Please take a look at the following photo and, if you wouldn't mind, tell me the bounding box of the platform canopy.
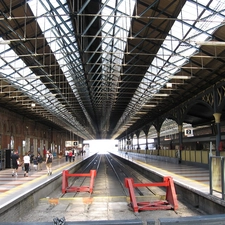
[0,0,225,140]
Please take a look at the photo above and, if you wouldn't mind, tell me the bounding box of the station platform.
[0,153,89,210]
[0,151,211,198]
[112,152,225,215]
[0,151,224,224]
[117,152,210,195]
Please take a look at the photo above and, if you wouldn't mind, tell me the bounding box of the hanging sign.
[184,128,193,137]
[65,141,79,147]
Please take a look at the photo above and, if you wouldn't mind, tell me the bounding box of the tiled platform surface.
[0,154,89,210]
[0,150,217,208]
[1,151,225,225]
[116,151,211,195]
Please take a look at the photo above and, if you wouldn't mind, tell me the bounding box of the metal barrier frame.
[62,169,96,194]
[124,176,178,212]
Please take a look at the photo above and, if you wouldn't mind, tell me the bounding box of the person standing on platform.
[28,151,34,171]
[37,153,43,170]
[68,150,72,162]
[11,150,19,177]
[23,152,30,177]
[59,151,63,159]
[45,150,53,175]
[65,149,69,162]
[43,147,47,160]
[72,148,75,162]
[33,156,38,171]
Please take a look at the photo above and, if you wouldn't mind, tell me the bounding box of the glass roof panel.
[1,0,225,139]
[146,0,225,91]
[101,0,136,77]
[0,0,92,138]
[114,0,225,131]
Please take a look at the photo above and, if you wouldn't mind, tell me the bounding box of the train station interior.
[0,0,225,151]
[1,1,225,224]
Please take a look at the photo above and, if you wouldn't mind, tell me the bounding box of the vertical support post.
[89,170,96,193]
[178,124,183,163]
[157,131,160,156]
[145,133,148,154]
[213,85,221,156]
[209,156,213,195]
[222,157,225,200]
[213,113,221,156]
[125,178,139,212]
[165,177,178,210]
[62,170,69,194]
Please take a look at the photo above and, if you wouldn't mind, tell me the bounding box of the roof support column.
[157,131,160,156]
[119,140,121,151]
[127,136,131,151]
[213,85,222,156]
[178,124,183,163]
[135,131,140,152]
[123,138,126,151]
[213,113,221,156]
[130,134,134,152]
[145,134,148,153]
[143,126,150,154]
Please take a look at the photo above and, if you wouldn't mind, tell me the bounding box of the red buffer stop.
[62,169,97,194]
[124,176,178,212]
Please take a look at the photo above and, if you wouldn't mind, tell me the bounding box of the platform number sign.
[73,141,78,146]
[184,128,193,137]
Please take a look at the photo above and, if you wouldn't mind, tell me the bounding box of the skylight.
[114,0,225,134]
[101,0,136,77]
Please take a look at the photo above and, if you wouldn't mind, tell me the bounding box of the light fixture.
[194,41,225,46]
[136,112,148,114]
[31,103,36,108]
[168,75,191,79]
[166,83,172,88]
[15,76,40,80]
[152,93,169,97]
[164,137,171,141]
[143,105,156,107]
[0,40,11,45]
[130,116,141,119]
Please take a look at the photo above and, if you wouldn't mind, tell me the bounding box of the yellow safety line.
[0,163,74,198]
[40,196,128,200]
[134,159,209,188]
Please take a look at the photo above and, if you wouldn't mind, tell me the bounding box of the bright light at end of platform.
[83,139,118,154]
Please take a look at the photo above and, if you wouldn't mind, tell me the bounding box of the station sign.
[65,141,79,147]
[184,128,193,137]
[127,140,131,145]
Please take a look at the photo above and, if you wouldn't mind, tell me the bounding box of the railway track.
[60,153,165,199]
[18,153,204,223]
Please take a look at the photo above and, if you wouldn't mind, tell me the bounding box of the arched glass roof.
[0,0,224,140]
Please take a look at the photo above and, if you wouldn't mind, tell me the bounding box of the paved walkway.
[116,151,213,196]
[0,154,88,210]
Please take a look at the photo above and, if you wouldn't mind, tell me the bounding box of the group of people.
[64,148,85,162]
[65,149,76,162]
[11,150,53,177]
